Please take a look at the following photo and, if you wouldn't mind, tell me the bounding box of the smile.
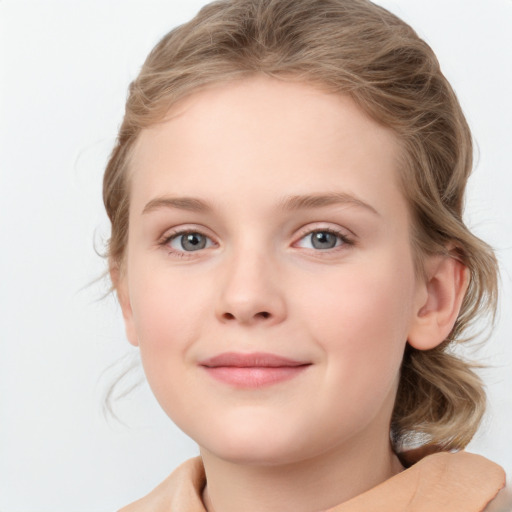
[199,352,311,388]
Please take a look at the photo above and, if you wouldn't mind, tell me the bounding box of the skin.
[115,76,467,512]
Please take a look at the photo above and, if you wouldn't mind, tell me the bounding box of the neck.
[200,432,403,512]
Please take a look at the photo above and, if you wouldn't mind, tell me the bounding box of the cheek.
[299,253,416,390]
[130,265,207,344]
[127,267,211,396]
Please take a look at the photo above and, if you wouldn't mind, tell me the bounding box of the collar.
[119,451,506,512]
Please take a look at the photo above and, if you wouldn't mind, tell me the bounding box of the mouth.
[199,352,312,388]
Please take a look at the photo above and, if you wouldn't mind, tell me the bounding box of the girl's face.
[118,76,427,465]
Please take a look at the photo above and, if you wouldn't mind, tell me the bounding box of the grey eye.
[295,230,345,250]
[171,232,209,251]
[310,231,339,249]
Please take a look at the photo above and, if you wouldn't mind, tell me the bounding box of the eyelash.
[159,226,354,258]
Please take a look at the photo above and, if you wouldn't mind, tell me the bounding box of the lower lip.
[202,366,309,388]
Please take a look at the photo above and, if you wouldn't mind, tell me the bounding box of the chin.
[208,445,306,467]
[197,423,310,467]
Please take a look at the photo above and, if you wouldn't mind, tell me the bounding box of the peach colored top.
[119,452,509,512]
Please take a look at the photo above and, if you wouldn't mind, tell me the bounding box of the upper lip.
[199,352,310,368]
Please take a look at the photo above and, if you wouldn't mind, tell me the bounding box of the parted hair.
[103,0,498,452]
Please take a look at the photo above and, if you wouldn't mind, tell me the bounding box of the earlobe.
[109,262,139,347]
[408,254,468,351]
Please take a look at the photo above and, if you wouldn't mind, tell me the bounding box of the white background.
[1,1,511,510]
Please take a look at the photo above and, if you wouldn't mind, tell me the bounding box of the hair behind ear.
[392,251,485,452]
[392,346,486,452]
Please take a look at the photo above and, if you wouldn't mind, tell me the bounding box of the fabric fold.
[118,452,507,512]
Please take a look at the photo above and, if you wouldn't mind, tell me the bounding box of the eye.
[295,229,349,250]
[168,231,214,252]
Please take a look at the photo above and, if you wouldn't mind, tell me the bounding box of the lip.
[199,352,311,388]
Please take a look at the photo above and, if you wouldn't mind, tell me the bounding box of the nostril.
[220,311,272,321]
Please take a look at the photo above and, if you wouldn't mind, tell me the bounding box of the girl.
[103,0,510,510]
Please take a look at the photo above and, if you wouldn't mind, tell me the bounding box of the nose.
[215,246,287,326]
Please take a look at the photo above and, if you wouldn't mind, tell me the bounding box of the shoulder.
[333,451,506,512]
[117,457,206,512]
[412,452,508,512]
[485,480,512,512]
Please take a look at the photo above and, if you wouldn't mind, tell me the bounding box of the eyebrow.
[278,192,380,216]
[142,196,213,215]
[141,192,379,216]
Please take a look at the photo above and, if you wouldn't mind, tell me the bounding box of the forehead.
[129,76,406,219]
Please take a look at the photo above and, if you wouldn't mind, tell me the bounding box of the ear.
[408,253,468,351]
[110,262,139,347]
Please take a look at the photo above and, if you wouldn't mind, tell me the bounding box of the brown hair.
[103,0,498,451]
